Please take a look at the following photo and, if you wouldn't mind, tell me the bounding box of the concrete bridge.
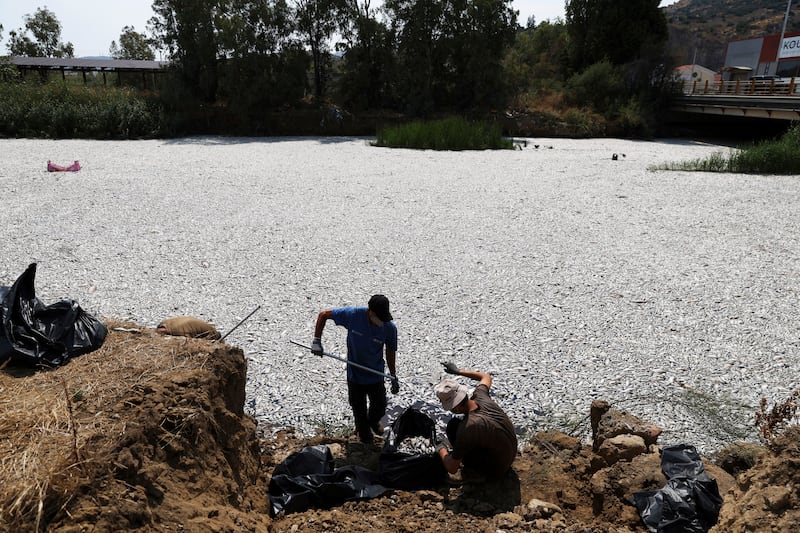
[672,79,800,121]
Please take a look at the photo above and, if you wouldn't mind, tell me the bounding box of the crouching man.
[434,362,517,482]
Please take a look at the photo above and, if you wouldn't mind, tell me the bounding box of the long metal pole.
[777,0,793,69]
[218,305,262,342]
[289,340,395,380]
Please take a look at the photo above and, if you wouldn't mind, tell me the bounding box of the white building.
[723,31,800,80]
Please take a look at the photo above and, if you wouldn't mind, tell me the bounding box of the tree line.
[1,0,672,136]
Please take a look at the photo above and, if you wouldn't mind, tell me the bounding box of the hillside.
[666,0,800,69]
[1,321,798,531]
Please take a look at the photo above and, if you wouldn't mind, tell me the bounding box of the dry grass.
[0,319,218,530]
[509,90,566,115]
[756,390,800,444]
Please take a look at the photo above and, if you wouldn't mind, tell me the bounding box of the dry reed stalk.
[60,379,81,466]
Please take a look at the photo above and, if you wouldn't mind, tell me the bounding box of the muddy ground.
[1,323,797,532]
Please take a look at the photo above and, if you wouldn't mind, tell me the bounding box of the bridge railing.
[679,78,800,97]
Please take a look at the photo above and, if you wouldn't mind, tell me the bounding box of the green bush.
[729,124,800,174]
[0,82,161,139]
[614,98,656,137]
[563,107,605,137]
[652,122,800,174]
[374,116,514,150]
[565,60,626,113]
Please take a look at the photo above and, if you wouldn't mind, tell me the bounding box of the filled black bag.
[268,445,387,516]
[632,444,723,533]
[0,263,107,367]
[378,407,447,490]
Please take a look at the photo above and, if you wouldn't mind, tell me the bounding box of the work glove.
[390,374,400,394]
[311,337,323,356]
[442,361,460,375]
[435,433,450,455]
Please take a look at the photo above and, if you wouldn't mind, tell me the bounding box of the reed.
[374,116,514,150]
[651,123,800,174]
[0,82,160,139]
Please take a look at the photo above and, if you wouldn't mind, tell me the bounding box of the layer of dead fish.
[1,137,797,455]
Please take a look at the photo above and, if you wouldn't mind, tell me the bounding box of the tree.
[149,0,221,102]
[215,0,293,57]
[215,0,309,124]
[335,0,396,110]
[504,20,569,95]
[149,0,306,126]
[110,26,155,60]
[7,8,74,57]
[385,0,446,115]
[386,0,516,114]
[565,0,667,71]
[442,0,517,109]
[293,0,339,99]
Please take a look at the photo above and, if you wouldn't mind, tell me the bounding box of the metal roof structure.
[8,56,169,71]
[7,56,170,89]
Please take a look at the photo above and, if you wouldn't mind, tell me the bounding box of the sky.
[1,0,680,58]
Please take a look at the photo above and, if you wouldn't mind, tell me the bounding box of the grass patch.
[652,122,800,174]
[374,116,514,150]
[0,82,161,139]
[677,387,756,442]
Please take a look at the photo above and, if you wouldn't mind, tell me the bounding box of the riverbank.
[1,327,796,531]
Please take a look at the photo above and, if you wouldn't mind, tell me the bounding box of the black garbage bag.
[378,407,447,490]
[660,444,709,480]
[273,443,335,477]
[632,444,724,533]
[268,445,388,516]
[0,263,107,367]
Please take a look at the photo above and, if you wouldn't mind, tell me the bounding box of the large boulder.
[597,434,647,465]
[591,400,663,451]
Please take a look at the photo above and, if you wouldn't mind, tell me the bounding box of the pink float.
[47,160,81,172]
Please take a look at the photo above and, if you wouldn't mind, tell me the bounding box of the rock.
[493,511,523,528]
[533,430,581,454]
[589,470,608,515]
[415,490,443,503]
[521,498,563,520]
[591,401,663,450]
[590,400,611,438]
[589,455,608,474]
[597,435,647,465]
[763,486,792,513]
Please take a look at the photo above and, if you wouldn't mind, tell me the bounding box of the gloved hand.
[311,337,323,356]
[390,374,400,394]
[435,433,450,454]
[442,361,460,375]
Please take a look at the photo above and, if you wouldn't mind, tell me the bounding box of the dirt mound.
[0,322,269,532]
[1,322,797,532]
[711,426,800,532]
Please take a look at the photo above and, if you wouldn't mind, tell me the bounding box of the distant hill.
[666,0,800,70]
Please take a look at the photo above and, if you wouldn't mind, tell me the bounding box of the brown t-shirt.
[450,384,518,478]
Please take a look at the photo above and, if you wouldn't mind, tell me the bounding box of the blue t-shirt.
[331,306,397,385]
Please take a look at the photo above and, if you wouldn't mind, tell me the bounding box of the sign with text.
[779,36,800,59]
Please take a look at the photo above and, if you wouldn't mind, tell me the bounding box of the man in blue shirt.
[311,294,399,443]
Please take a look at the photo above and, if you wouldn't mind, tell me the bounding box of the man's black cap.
[368,294,393,323]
